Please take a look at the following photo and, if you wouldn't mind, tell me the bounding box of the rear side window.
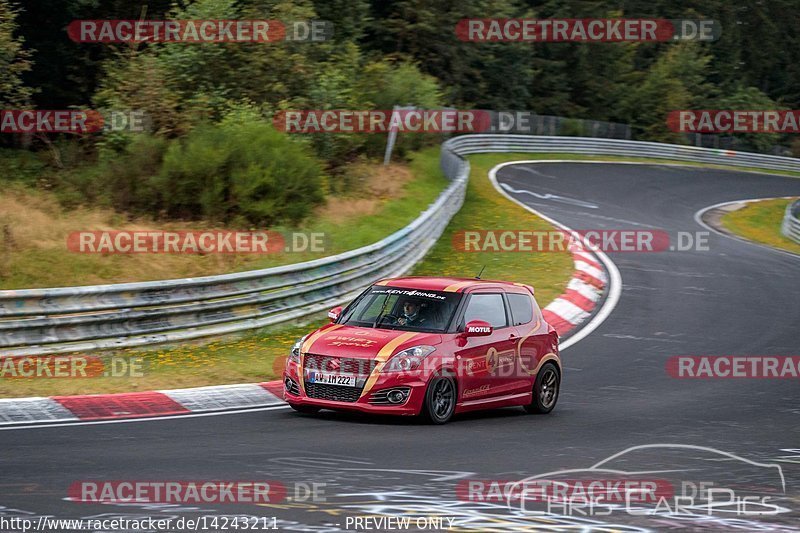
[463,293,507,328]
[508,293,534,325]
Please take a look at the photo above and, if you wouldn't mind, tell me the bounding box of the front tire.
[422,376,456,424]
[524,363,560,414]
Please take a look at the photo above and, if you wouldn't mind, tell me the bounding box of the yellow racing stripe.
[359,332,420,398]
[443,280,475,292]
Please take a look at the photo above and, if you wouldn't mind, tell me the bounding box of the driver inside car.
[397,299,426,326]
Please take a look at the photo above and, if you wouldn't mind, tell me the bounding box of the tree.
[301,41,371,168]
[715,85,782,153]
[357,59,443,157]
[311,0,370,42]
[365,0,535,108]
[14,0,172,108]
[94,50,185,137]
[0,0,33,108]
[619,43,712,143]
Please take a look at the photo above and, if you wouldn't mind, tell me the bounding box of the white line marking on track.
[489,160,624,351]
[499,182,599,209]
[0,404,291,431]
[511,165,558,179]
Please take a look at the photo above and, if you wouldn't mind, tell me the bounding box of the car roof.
[374,276,533,294]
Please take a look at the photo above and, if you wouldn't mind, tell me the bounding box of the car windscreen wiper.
[372,294,391,329]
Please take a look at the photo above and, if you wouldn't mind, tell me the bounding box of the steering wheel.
[377,314,400,325]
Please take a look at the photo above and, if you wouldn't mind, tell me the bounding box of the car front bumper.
[283,360,428,416]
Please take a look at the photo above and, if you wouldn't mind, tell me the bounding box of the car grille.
[303,354,377,375]
[304,382,364,403]
[302,354,375,403]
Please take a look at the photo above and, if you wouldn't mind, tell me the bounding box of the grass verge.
[720,198,800,255]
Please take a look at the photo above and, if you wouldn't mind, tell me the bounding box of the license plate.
[307,371,358,387]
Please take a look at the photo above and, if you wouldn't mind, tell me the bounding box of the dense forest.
[2,0,799,225]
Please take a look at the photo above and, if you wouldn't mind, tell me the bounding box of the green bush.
[103,134,169,214]
[155,118,325,226]
[0,148,46,186]
[47,134,168,210]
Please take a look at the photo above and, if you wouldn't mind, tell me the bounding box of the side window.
[463,294,507,328]
[508,293,534,325]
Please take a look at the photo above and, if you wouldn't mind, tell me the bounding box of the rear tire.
[524,363,560,414]
[290,404,320,415]
[422,376,456,424]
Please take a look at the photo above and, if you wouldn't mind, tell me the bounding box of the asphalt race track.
[1,163,799,532]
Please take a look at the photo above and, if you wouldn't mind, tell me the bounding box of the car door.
[454,291,520,402]
[507,290,553,393]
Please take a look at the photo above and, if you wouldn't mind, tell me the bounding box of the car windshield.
[340,287,462,333]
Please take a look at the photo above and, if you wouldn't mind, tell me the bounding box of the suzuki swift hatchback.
[283,276,561,424]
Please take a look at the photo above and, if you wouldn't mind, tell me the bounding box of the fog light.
[387,389,407,404]
[284,376,299,394]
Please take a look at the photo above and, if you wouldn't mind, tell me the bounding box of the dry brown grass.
[0,161,420,289]
[0,188,258,287]
[314,163,413,223]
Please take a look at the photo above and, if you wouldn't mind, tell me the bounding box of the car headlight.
[289,335,309,364]
[383,345,436,373]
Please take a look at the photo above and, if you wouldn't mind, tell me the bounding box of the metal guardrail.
[2,134,797,356]
[442,135,800,173]
[781,199,800,244]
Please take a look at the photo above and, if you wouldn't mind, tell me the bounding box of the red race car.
[283,276,561,424]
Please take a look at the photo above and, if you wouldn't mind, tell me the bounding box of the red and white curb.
[542,243,607,336]
[0,382,286,427]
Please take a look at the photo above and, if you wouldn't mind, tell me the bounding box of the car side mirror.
[464,320,492,337]
[328,306,343,322]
